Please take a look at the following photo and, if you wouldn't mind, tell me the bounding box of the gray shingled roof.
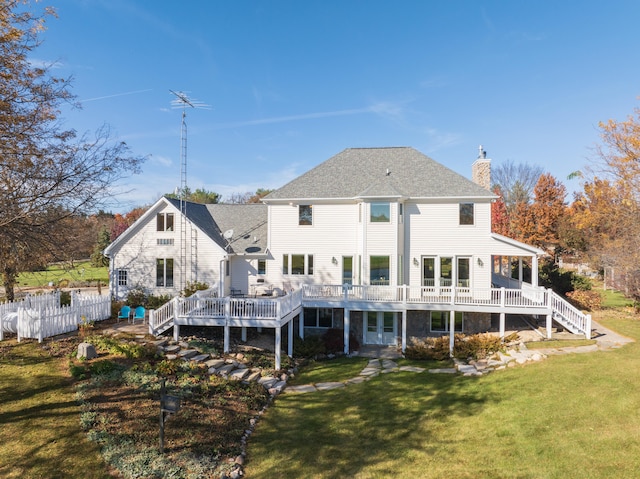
[165,197,268,255]
[264,147,494,200]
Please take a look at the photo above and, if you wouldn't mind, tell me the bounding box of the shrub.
[322,328,360,353]
[404,336,450,360]
[566,289,602,311]
[453,333,505,360]
[571,274,593,291]
[293,335,326,358]
[182,281,210,297]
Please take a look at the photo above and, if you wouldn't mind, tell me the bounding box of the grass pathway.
[0,339,111,479]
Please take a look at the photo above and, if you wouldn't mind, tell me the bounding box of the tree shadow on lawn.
[247,371,489,478]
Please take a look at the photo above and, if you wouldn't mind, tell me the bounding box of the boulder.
[77,342,98,360]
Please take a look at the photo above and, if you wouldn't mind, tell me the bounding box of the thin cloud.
[81,88,153,103]
[212,107,372,129]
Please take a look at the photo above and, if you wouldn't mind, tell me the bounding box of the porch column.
[288,319,294,357]
[299,308,305,339]
[275,326,282,370]
[449,310,455,356]
[546,314,552,339]
[499,312,505,339]
[532,255,539,287]
[518,258,523,282]
[401,309,407,353]
[344,309,350,355]
[223,324,230,353]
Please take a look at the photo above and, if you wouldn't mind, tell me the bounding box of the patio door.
[364,311,396,345]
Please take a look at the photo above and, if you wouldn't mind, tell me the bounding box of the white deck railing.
[148,283,590,338]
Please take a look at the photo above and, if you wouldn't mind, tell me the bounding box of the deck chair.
[117,305,131,323]
[132,306,145,324]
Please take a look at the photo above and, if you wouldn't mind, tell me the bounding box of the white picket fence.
[0,291,111,342]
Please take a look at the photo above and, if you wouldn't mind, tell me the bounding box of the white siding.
[109,202,226,299]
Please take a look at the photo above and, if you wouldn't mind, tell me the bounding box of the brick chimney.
[472,145,491,190]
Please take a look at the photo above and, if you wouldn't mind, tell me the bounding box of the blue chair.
[117,305,131,323]
[132,306,146,324]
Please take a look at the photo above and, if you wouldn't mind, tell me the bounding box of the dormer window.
[299,205,313,225]
[370,202,390,223]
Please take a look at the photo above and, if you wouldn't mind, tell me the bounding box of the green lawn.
[15,261,108,289]
[246,312,640,478]
[0,340,110,478]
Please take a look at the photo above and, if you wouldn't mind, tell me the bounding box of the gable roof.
[264,147,495,201]
[164,197,268,255]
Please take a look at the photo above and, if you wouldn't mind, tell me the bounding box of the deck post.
[241,326,247,342]
[275,326,281,370]
[546,288,553,339]
[343,309,350,355]
[449,310,455,356]
[499,312,505,339]
[299,308,305,339]
[288,319,294,357]
[401,309,407,352]
[585,314,592,340]
[223,323,230,353]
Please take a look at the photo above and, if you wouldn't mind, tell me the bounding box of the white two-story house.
[105,147,590,368]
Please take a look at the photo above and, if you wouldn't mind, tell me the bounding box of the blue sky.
[33,0,640,212]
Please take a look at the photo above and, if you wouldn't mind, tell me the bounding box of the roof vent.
[386,168,391,176]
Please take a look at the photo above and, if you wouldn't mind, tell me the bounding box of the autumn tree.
[529,173,567,258]
[571,106,640,298]
[491,160,543,213]
[490,186,510,235]
[0,1,144,300]
[224,188,274,204]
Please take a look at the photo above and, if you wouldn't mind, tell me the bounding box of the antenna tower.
[169,90,209,291]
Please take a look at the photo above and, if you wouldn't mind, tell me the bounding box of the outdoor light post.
[159,378,180,454]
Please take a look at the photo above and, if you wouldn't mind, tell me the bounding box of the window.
[156,258,174,287]
[430,311,463,332]
[440,257,452,287]
[157,238,174,245]
[457,257,470,287]
[299,205,313,225]
[422,257,435,287]
[257,259,266,275]
[370,202,390,222]
[343,256,353,285]
[283,254,314,275]
[117,270,128,286]
[157,213,174,232]
[303,308,334,328]
[225,260,230,277]
[291,254,305,274]
[459,203,474,225]
[370,255,390,285]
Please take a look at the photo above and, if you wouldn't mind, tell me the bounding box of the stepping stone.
[360,369,379,377]
[205,359,226,369]
[230,368,250,381]
[345,376,367,385]
[153,339,168,347]
[286,384,317,394]
[315,382,345,391]
[366,359,381,367]
[398,366,425,373]
[381,359,397,369]
[166,354,178,360]
[381,368,396,374]
[272,380,287,392]
[428,368,457,374]
[178,341,189,348]
[216,364,236,375]
[191,353,210,362]
[258,377,278,389]
[244,371,262,383]
[164,345,180,353]
[457,364,477,374]
[178,349,198,359]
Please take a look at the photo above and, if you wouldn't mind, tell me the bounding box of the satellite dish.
[223,229,234,240]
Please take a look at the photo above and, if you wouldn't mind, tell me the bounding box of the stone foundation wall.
[464,312,492,334]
